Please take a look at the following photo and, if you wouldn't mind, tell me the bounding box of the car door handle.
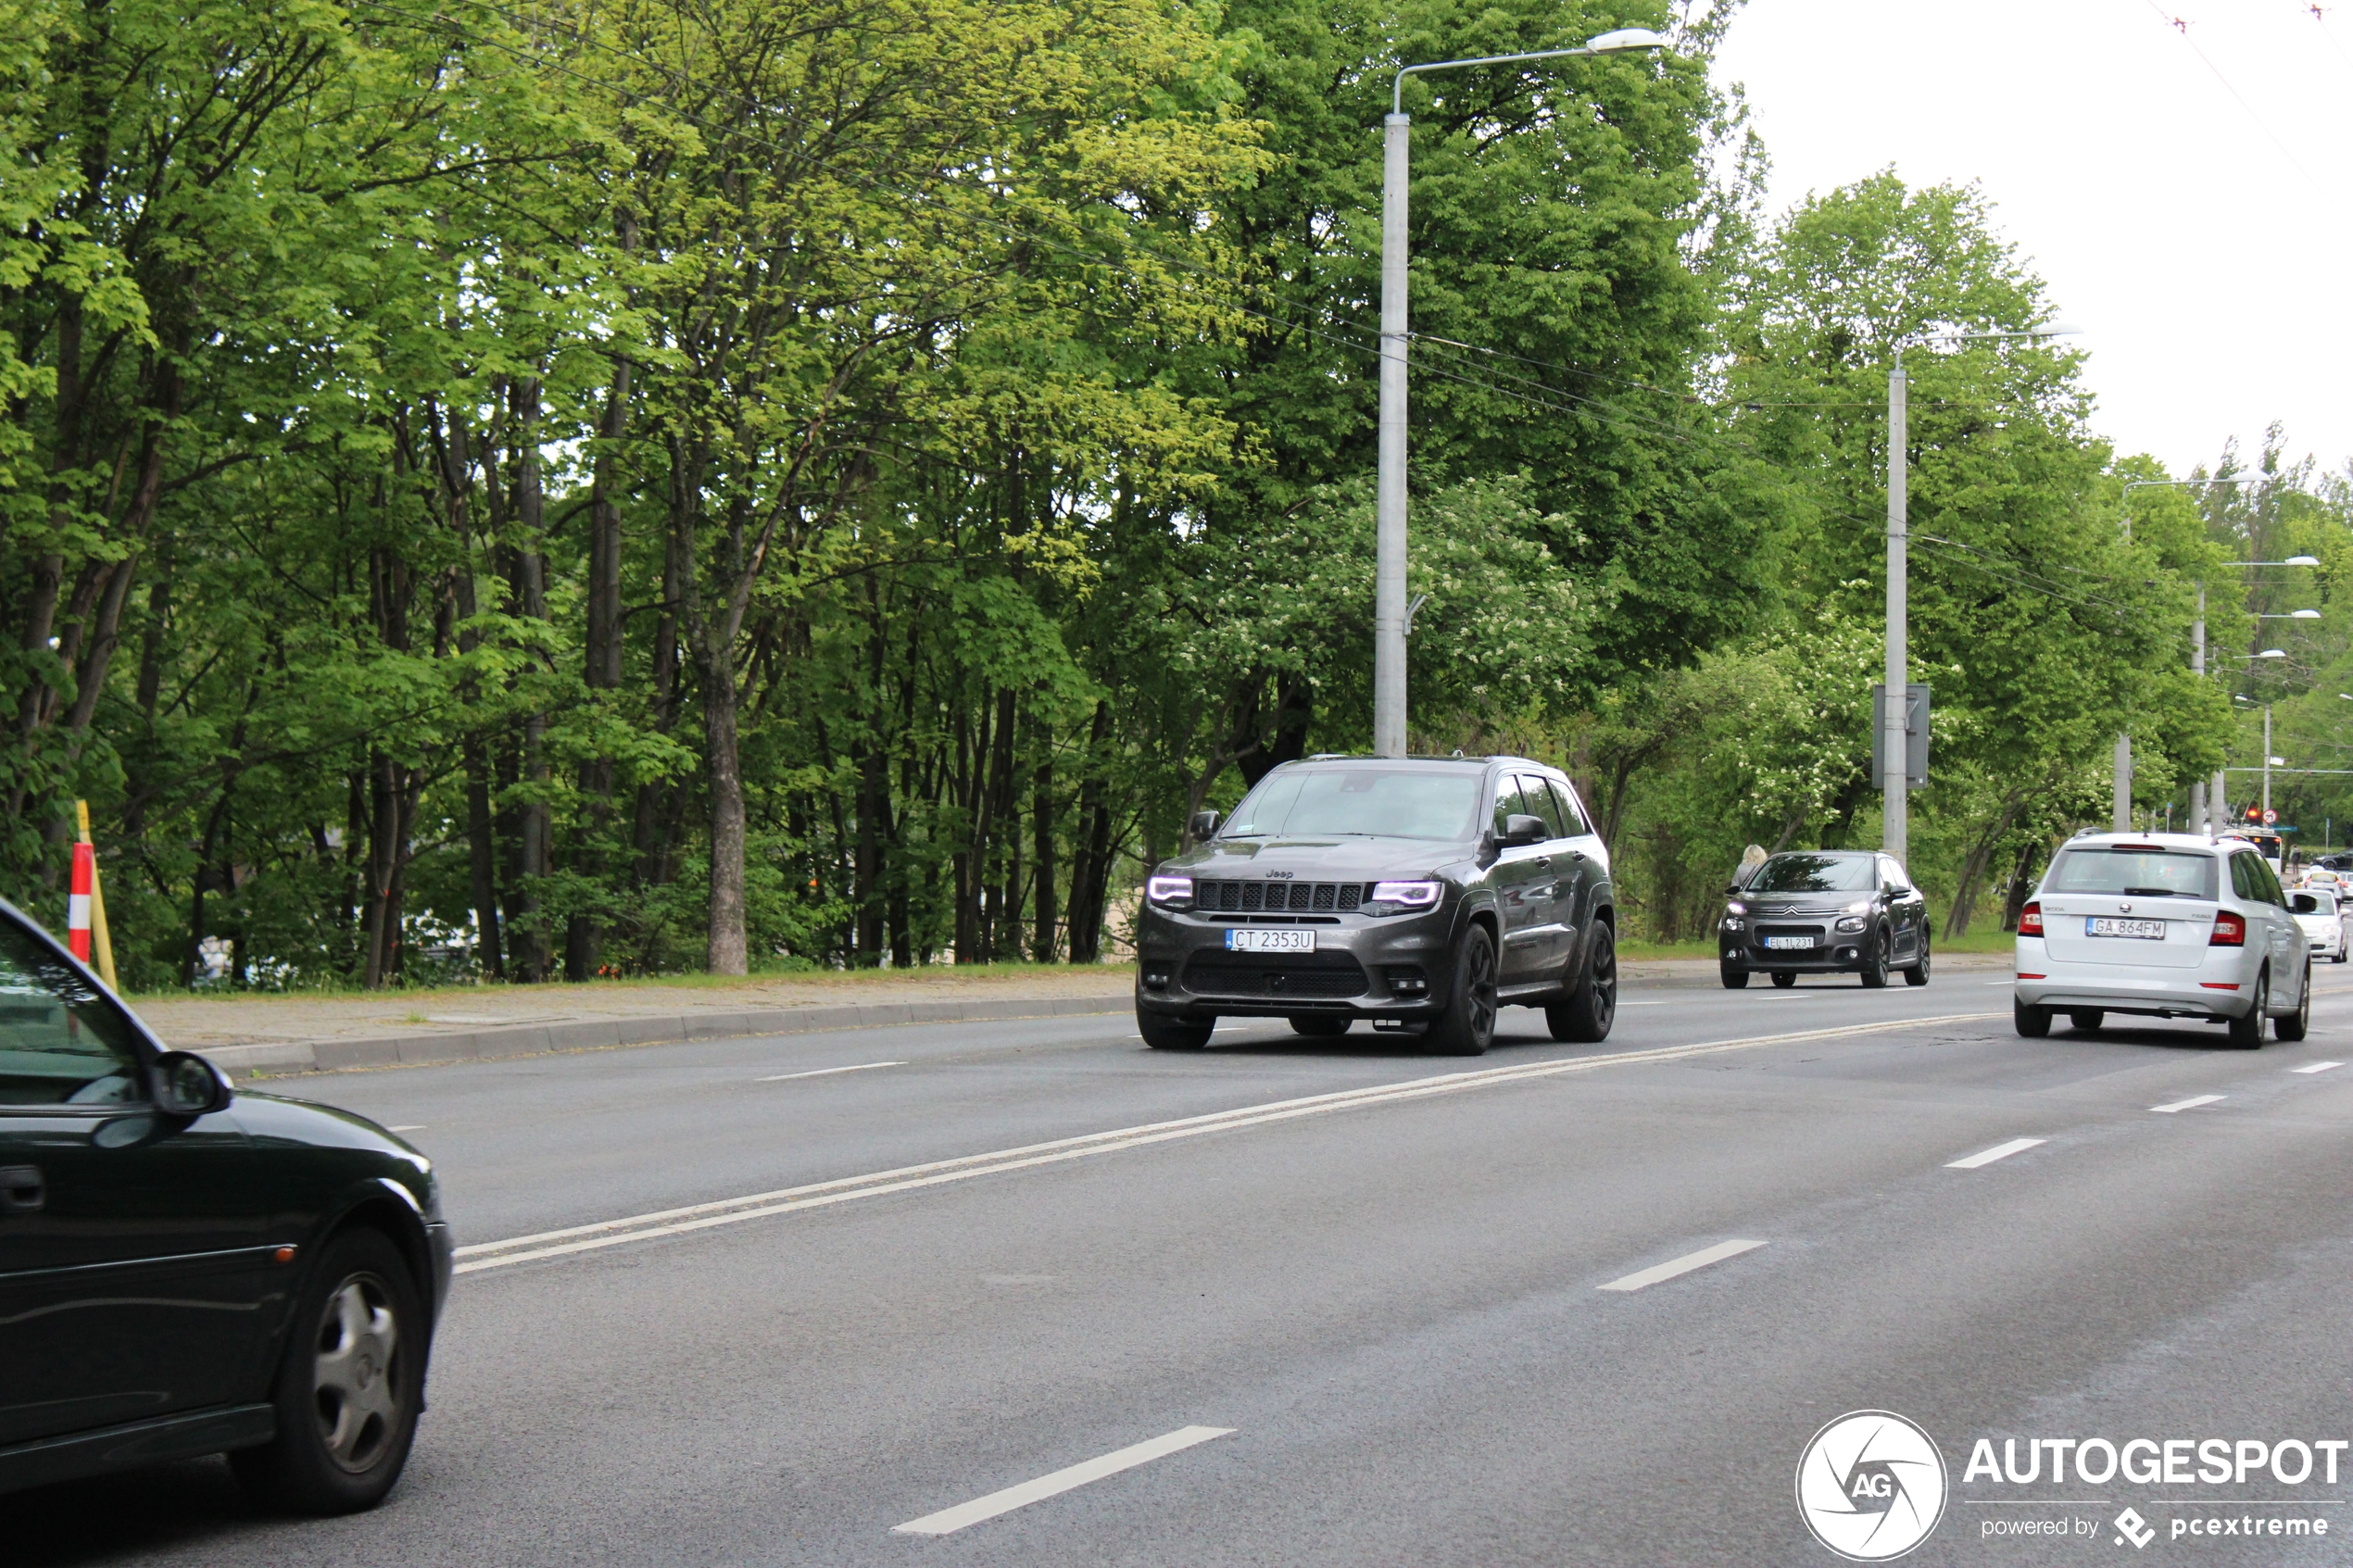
[1532,857,1550,868]
[0,1165,43,1213]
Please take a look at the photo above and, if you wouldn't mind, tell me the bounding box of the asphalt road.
[20,966,2353,1566]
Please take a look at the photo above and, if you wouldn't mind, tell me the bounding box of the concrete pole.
[2113,734,2132,833]
[2189,588,2207,833]
[2215,769,2228,835]
[1884,357,1908,867]
[2264,704,2273,820]
[1372,112,1411,759]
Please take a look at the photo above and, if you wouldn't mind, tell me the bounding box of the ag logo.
[1795,1410,1948,1561]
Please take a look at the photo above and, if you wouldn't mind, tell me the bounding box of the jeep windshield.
[1220,767,1483,842]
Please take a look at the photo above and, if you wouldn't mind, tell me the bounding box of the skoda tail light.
[2018,901,2043,937]
[2210,909,2246,947]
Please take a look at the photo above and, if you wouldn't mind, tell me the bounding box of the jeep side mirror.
[1189,810,1219,842]
[1504,813,1546,847]
[149,1051,233,1118]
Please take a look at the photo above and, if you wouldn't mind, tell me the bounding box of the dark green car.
[0,899,451,1512]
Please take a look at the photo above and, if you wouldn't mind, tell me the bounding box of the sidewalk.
[142,951,2016,1079]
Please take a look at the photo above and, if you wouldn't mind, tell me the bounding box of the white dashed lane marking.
[1598,1238,1768,1293]
[2292,1060,2344,1074]
[1946,1137,2045,1169]
[892,1426,1234,1536]
[757,1061,904,1083]
[2151,1095,2227,1113]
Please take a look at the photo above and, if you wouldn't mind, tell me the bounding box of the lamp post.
[1372,27,1667,756]
[1883,322,2080,865]
[2208,556,2318,833]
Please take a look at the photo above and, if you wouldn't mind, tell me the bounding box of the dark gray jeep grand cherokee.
[1135,756,1617,1054]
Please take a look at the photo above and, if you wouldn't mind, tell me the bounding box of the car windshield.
[0,919,145,1105]
[1220,767,1483,842]
[1745,854,1878,893]
[2045,847,2219,901]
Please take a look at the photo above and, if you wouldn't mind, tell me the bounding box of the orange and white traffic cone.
[70,801,117,988]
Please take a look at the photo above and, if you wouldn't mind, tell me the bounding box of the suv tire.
[2015,997,2052,1037]
[1289,1015,1351,1038]
[231,1228,424,1515]
[2227,969,2269,1049]
[2275,963,2312,1042]
[1427,923,1498,1056]
[1139,1009,1214,1050]
[1548,923,1618,1044]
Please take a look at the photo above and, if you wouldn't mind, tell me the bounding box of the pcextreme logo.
[1797,1411,1950,1562]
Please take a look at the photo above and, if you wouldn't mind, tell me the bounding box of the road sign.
[2266,809,2279,826]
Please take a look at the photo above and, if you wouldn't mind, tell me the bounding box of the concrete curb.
[194,995,1129,1078]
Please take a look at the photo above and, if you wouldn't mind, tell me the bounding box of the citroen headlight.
[1834,916,1868,934]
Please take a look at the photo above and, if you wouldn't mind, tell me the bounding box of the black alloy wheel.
[1903,930,1931,986]
[231,1228,424,1514]
[2015,996,2052,1036]
[2275,962,2312,1042]
[1858,926,1892,988]
[1548,922,1618,1043]
[1289,1014,1352,1038]
[2227,969,2269,1049]
[1720,961,1750,989]
[1428,923,1498,1056]
[2068,1010,2105,1032]
[1771,971,1797,988]
[1139,1008,1214,1050]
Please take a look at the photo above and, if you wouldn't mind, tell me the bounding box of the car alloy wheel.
[2275,962,2312,1042]
[1858,927,1891,988]
[1428,924,1496,1056]
[1549,922,1617,1043]
[2227,969,2269,1050]
[1903,931,1931,986]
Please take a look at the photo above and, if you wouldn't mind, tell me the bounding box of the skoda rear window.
[1221,768,1483,842]
[2045,847,2218,901]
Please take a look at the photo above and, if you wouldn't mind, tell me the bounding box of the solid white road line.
[2151,1094,2227,1113]
[388,1125,426,1133]
[757,1060,904,1083]
[1946,1137,2045,1169]
[891,1426,1234,1536]
[1597,1238,1768,1292]
[2292,1060,2345,1074]
[451,1010,2000,1274]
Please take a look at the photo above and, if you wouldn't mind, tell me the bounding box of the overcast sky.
[1711,0,2352,481]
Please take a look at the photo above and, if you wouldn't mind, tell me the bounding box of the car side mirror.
[1504,813,1547,847]
[2293,894,2320,914]
[150,1051,233,1118]
[1724,882,1742,896]
[1188,810,1219,842]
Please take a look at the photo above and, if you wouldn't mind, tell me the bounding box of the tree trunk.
[702,636,749,974]
[572,351,632,980]
[1032,754,1057,961]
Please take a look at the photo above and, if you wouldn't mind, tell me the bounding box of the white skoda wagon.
[2014,833,2310,1047]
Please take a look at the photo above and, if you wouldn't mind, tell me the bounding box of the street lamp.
[1371,27,1668,756]
[1883,321,2081,865]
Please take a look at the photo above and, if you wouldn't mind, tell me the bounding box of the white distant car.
[2291,886,2350,964]
[2015,831,2311,1047]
